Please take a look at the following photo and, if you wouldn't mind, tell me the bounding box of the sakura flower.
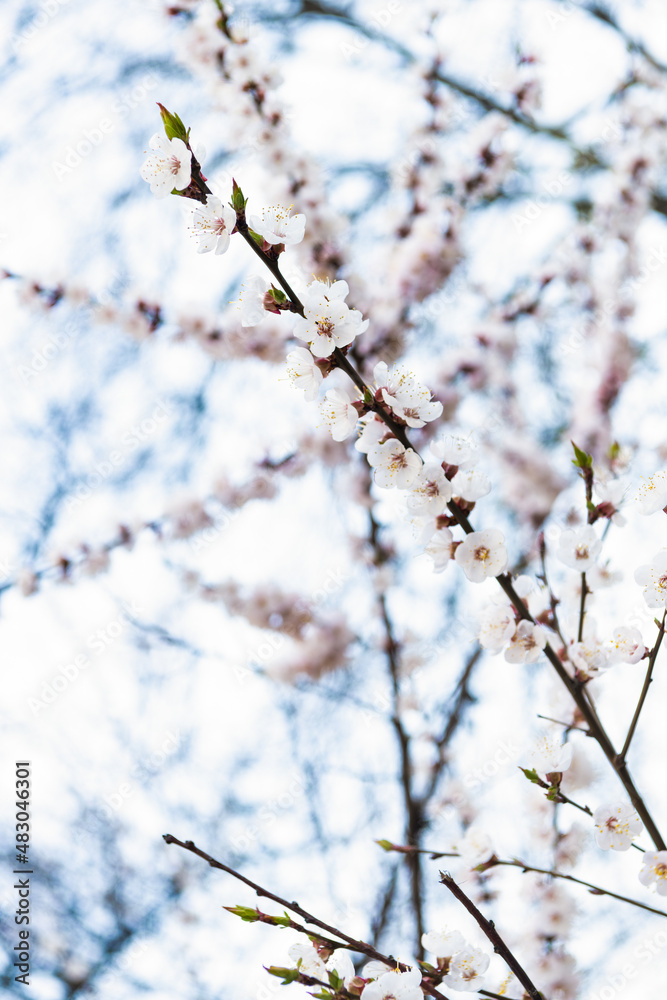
[356,415,387,455]
[443,945,490,991]
[327,950,356,987]
[634,550,667,607]
[238,274,270,326]
[458,825,494,866]
[424,526,454,572]
[608,626,646,664]
[248,205,306,246]
[288,941,326,978]
[504,620,546,663]
[556,526,601,572]
[320,387,358,441]
[368,438,422,489]
[140,132,192,198]
[639,851,667,895]
[286,347,323,401]
[593,803,643,851]
[431,433,479,469]
[478,605,516,652]
[374,362,442,428]
[421,927,465,959]
[362,961,391,980]
[454,529,508,582]
[361,966,422,1000]
[293,279,368,358]
[190,195,236,254]
[634,471,667,515]
[529,735,572,776]
[569,638,610,676]
[450,468,491,503]
[406,463,453,515]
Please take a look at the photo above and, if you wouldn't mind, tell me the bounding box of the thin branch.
[382,843,666,918]
[163,836,453,1000]
[439,872,546,1000]
[619,610,667,763]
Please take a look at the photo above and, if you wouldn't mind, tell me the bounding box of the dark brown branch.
[163,835,452,1000]
[619,610,667,763]
[439,873,546,1000]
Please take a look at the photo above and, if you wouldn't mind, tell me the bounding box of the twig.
[439,872,545,1000]
[619,610,667,763]
[162,835,453,1000]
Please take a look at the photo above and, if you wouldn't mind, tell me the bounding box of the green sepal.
[157,103,190,143]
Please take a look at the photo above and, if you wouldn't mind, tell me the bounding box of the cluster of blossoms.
[421,928,490,992]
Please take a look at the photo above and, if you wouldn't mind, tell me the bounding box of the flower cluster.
[422,928,491,992]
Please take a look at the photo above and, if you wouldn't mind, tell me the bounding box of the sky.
[3,1,667,998]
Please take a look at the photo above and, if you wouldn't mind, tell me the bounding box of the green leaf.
[571,441,592,470]
[375,839,395,852]
[266,966,301,985]
[519,766,541,785]
[223,905,259,923]
[328,970,343,991]
[248,228,264,246]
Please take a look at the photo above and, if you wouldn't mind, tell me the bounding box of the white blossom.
[288,942,326,978]
[361,967,422,1000]
[639,851,667,895]
[454,529,508,582]
[248,205,306,245]
[556,526,601,572]
[634,471,667,515]
[424,526,454,572]
[356,415,387,455]
[368,438,422,489]
[504,620,546,663]
[421,927,466,959]
[191,195,236,254]
[458,825,494,866]
[238,274,270,326]
[608,626,645,664]
[593,803,643,851]
[293,279,368,357]
[443,946,490,991]
[529,735,573,776]
[406,463,453,515]
[286,347,323,401]
[140,132,192,198]
[320,387,358,441]
[450,468,491,502]
[569,637,610,676]
[374,361,442,428]
[431,433,479,469]
[478,605,516,652]
[634,551,667,607]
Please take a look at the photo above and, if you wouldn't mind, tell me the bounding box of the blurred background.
[2,1,667,997]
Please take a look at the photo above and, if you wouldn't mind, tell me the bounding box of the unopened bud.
[157,103,190,142]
